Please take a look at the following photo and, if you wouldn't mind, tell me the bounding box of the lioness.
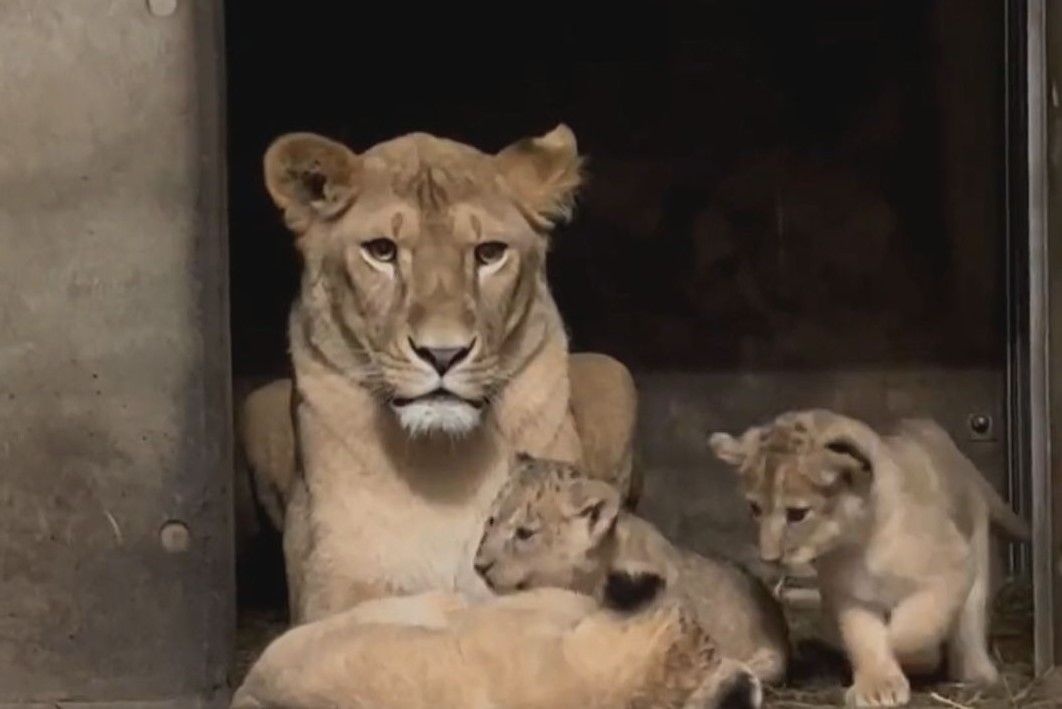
[261,125,638,622]
[473,454,790,685]
[232,588,763,709]
[709,410,1030,707]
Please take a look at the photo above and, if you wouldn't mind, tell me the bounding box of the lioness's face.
[264,127,582,436]
[710,413,873,568]
[321,183,540,436]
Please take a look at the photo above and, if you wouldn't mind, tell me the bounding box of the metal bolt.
[968,413,993,439]
[159,520,191,553]
[147,0,178,17]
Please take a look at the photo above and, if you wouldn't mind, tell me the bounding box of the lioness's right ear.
[494,124,584,229]
[263,133,361,234]
[708,430,752,467]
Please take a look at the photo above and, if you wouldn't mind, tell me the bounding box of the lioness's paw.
[845,669,910,707]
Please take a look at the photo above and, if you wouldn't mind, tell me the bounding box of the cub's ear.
[495,123,584,229]
[821,437,873,488]
[264,132,361,235]
[708,430,754,468]
[566,479,621,547]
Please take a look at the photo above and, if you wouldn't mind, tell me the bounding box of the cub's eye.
[474,241,508,267]
[748,501,762,517]
[486,516,496,527]
[362,238,397,263]
[786,507,809,524]
[515,526,536,541]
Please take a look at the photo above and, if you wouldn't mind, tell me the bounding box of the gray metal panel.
[0,1,233,704]
[1027,0,1057,676]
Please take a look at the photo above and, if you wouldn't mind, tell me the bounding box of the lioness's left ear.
[567,479,621,546]
[264,132,362,235]
[495,124,584,228]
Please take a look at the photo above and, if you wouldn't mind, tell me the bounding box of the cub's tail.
[978,476,1031,541]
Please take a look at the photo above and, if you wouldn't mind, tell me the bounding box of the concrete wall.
[0,2,232,705]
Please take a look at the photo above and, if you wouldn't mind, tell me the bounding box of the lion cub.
[232,588,764,709]
[474,453,790,685]
[710,409,1031,708]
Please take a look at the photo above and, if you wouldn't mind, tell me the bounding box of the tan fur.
[710,409,1030,707]
[234,352,638,533]
[238,379,297,531]
[260,126,639,623]
[474,455,789,685]
[231,589,762,709]
[568,352,641,507]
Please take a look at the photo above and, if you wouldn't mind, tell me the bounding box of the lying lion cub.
[710,410,1030,708]
[474,454,790,685]
[231,588,763,709]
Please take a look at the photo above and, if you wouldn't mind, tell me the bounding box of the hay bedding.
[770,581,1048,708]
[232,582,1045,707]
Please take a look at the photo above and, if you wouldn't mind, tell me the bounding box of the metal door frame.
[1023,0,1060,676]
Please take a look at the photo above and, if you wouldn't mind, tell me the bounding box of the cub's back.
[616,515,789,684]
[672,546,790,682]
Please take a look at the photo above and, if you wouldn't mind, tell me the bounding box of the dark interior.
[227,0,1006,380]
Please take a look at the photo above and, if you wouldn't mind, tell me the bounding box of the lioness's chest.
[310,455,510,595]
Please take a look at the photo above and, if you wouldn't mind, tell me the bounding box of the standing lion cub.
[709,409,1030,707]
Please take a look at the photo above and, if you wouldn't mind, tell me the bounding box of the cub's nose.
[409,338,474,375]
[473,560,493,576]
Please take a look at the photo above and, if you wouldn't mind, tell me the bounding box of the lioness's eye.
[474,241,508,267]
[786,507,809,524]
[515,526,536,541]
[748,501,762,517]
[362,238,397,263]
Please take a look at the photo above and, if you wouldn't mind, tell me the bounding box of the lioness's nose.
[474,560,493,576]
[410,338,474,375]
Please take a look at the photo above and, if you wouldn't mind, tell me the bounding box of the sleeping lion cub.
[232,588,763,708]
[710,409,1030,708]
[474,454,789,685]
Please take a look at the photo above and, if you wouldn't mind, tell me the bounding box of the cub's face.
[709,412,873,568]
[473,456,620,593]
[263,126,582,437]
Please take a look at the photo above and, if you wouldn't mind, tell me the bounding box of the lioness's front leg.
[836,601,910,707]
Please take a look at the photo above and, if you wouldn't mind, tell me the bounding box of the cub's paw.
[845,669,910,707]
